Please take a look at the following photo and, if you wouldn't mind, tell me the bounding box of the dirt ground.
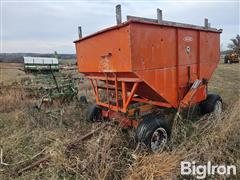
[0,62,239,179]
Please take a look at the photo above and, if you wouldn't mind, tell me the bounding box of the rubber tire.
[199,94,222,115]
[79,95,88,104]
[86,104,102,122]
[135,116,171,151]
[224,56,228,64]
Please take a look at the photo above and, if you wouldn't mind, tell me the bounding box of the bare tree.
[227,34,240,54]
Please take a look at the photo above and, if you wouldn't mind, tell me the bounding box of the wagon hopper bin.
[74,6,223,151]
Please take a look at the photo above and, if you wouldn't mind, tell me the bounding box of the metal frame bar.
[87,76,141,82]
[132,97,172,108]
[104,73,110,108]
[88,75,173,113]
[124,82,139,110]
[121,81,127,110]
[126,15,221,32]
[89,77,140,113]
[114,74,119,110]
[90,79,99,102]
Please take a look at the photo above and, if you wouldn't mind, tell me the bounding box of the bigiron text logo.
[181,161,236,179]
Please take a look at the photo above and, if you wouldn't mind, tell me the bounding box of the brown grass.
[0,63,31,86]
[0,63,239,179]
[0,86,27,113]
[128,100,240,179]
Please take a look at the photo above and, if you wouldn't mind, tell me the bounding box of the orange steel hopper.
[75,20,221,110]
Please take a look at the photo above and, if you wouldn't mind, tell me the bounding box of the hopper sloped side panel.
[135,69,178,107]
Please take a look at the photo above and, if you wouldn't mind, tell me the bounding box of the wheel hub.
[150,128,168,152]
[214,100,222,115]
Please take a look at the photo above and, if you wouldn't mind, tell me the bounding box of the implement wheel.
[199,94,223,115]
[79,95,88,104]
[224,56,229,64]
[136,116,171,152]
[86,104,102,122]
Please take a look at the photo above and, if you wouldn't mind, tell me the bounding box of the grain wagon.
[75,6,223,151]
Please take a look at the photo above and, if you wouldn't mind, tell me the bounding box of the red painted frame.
[88,74,173,114]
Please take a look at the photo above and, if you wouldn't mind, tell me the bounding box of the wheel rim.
[93,108,102,122]
[80,96,87,104]
[150,128,168,152]
[214,100,222,115]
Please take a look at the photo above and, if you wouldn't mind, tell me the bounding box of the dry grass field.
[0,63,32,86]
[0,62,239,179]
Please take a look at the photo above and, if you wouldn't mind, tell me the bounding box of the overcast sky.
[1,0,239,54]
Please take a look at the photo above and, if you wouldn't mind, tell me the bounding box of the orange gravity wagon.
[75,7,223,151]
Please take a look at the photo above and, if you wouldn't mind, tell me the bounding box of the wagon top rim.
[74,19,222,43]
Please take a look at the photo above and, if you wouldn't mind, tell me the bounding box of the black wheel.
[224,56,228,64]
[86,104,102,122]
[135,116,171,152]
[199,94,223,115]
[79,95,88,104]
